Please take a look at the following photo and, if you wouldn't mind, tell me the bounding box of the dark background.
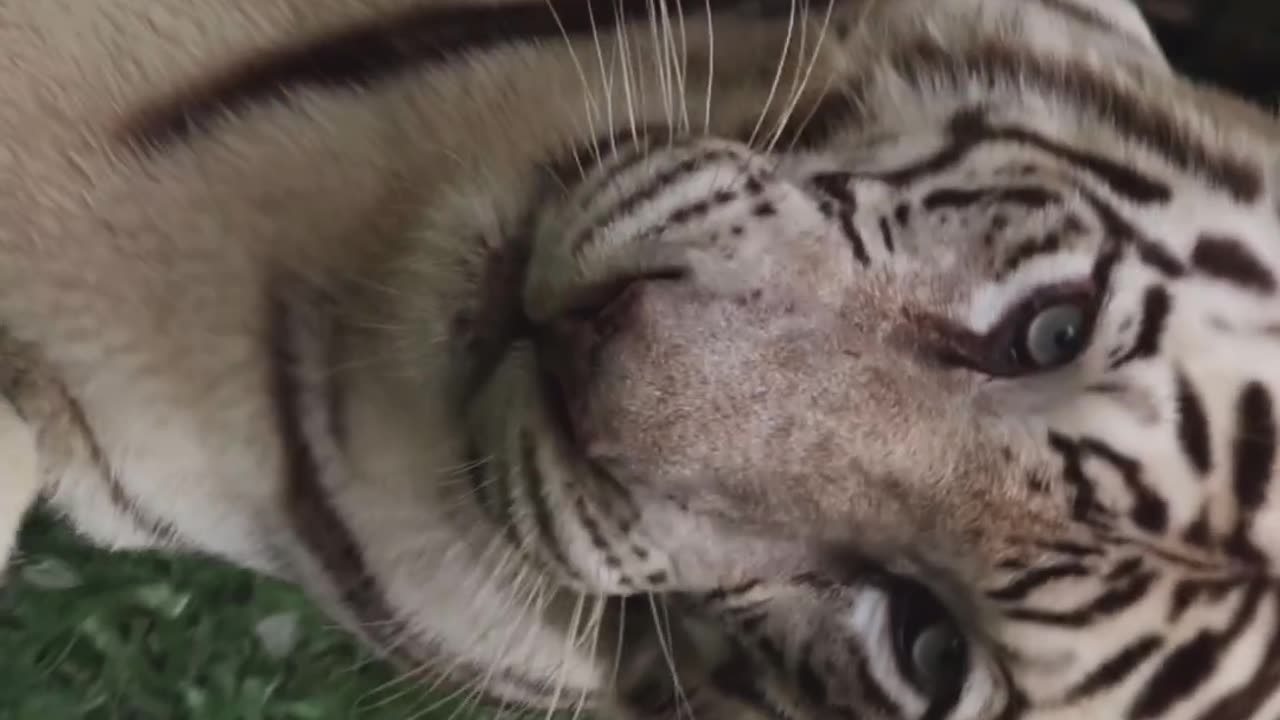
[1141,0,1279,105]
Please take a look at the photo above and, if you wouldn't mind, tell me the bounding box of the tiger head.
[452,2,1280,718]
[23,0,1280,718]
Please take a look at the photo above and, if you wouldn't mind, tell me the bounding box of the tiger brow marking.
[1108,285,1171,370]
[998,231,1064,279]
[1190,233,1277,294]
[784,39,1263,203]
[891,109,1172,205]
[922,185,1062,212]
[1001,568,1157,626]
[986,562,1091,602]
[120,0,759,151]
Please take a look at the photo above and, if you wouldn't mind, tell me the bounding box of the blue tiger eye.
[1022,302,1089,369]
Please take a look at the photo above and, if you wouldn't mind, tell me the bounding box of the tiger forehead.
[790,38,1265,205]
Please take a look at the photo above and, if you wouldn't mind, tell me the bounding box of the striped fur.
[3,0,1280,717]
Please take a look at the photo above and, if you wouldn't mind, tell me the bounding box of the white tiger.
[4,0,1280,717]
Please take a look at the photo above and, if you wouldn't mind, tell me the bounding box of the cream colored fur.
[4,1,1280,718]
[0,0,828,708]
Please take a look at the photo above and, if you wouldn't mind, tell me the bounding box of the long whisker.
[702,0,715,135]
[649,593,695,719]
[572,594,611,720]
[354,536,517,712]
[658,0,691,137]
[766,0,812,152]
[745,0,798,151]
[646,0,672,139]
[412,547,551,718]
[446,566,549,720]
[544,0,604,180]
[615,0,643,153]
[588,0,618,161]
[768,0,838,154]
[674,0,692,137]
[542,590,590,719]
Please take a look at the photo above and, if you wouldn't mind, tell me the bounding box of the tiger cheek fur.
[7,0,1280,718]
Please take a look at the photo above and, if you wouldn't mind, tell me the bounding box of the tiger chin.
[4,0,1280,718]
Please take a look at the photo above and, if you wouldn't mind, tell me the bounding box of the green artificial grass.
[0,510,502,720]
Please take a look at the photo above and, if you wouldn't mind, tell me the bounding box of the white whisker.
[646,0,674,138]
[615,0,644,152]
[745,0,798,151]
[768,0,838,153]
[544,0,605,182]
[674,0,692,136]
[587,0,618,160]
[701,0,715,135]
[649,593,695,719]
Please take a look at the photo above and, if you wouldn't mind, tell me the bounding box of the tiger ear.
[0,396,39,581]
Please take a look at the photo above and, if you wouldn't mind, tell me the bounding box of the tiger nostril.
[561,277,647,323]
[558,267,688,321]
[534,286,630,444]
[536,270,683,449]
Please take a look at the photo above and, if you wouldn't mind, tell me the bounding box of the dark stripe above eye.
[786,40,1262,203]
[122,0,765,150]
[893,110,1172,205]
[1190,233,1277,294]
[986,562,1091,602]
[1002,569,1156,626]
[922,185,1061,211]
[1108,285,1171,370]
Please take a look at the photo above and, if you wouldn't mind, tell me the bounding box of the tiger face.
[9,0,1280,718]
[505,123,1280,718]
[457,5,1280,719]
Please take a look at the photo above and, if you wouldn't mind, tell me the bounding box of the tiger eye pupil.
[1024,302,1088,368]
[889,578,970,699]
[911,624,965,693]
